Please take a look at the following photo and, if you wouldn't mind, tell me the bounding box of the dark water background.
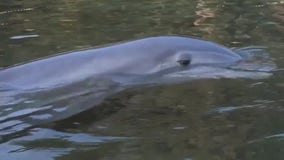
[1,0,284,159]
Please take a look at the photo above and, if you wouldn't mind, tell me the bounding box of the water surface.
[1,0,284,160]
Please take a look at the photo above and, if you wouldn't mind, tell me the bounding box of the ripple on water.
[10,34,39,40]
[209,103,270,114]
[0,105,53,122]
[0,128,133,160]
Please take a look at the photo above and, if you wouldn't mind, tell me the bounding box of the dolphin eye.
[177,59,191,66]
[176,51,191,67]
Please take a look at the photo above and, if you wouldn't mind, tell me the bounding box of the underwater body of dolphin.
[0,36,247,90]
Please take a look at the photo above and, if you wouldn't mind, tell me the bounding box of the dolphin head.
[123,36,275,84]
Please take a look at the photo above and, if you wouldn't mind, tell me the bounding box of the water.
[1,0,284,159]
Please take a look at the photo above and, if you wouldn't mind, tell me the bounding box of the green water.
[1,0,284,159]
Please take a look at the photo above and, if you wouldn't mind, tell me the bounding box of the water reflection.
[270,1,284,32]
[0,128,130,160]
[194,0,216,34]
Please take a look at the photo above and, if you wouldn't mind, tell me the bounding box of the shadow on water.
[1,0,284,160]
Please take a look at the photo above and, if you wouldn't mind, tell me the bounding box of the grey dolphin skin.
[0,36,242,90]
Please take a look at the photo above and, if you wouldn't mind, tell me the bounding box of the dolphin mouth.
[229,46,277,72]
[164,47,277,80]
[226,55,276,73]
[163,65,274,80]
[162,56,276,80]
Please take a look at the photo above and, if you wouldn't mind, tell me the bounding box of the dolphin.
[0,36,245,91]
[0,36,275,140]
